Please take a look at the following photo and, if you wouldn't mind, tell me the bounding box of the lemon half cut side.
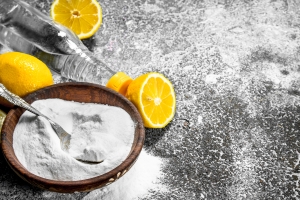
[51,0,102,40]
[126,72,176,128]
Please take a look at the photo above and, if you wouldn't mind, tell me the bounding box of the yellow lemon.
[0,52,53,107]
[50,0,102,40]
[126,72,176,128]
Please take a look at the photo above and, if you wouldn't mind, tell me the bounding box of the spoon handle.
[0,83,46,118]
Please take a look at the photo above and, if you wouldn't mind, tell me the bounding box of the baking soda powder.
[13,98,135,181]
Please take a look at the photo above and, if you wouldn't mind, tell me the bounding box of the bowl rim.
[1,82,145,193]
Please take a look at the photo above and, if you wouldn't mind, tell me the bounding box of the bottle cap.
[106,72,133,96]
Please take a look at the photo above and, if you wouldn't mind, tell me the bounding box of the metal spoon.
[0,83,103,164]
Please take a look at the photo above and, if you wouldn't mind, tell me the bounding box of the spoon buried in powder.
[0,83,103,164]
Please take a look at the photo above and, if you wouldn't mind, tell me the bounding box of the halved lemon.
[126,72,176,128]
[50,0,102,39]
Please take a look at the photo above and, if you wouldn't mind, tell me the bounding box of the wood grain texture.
[1,82,145,193]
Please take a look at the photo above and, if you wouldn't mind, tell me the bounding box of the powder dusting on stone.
[83,149,167,200]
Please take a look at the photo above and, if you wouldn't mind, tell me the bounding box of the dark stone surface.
[1,0,300,199]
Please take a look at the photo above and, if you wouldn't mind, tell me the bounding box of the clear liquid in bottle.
[0,25,133,95]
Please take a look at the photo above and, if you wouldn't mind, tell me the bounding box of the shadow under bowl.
[1,82,145,193]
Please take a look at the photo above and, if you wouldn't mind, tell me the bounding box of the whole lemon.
[0,52,53,107]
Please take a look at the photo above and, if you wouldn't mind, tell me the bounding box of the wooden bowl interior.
[1,83,145,193]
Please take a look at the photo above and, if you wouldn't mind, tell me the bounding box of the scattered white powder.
[205,74,220,84]
[197,115,203,125]
[13,98,135,181]
[83,149,167,200]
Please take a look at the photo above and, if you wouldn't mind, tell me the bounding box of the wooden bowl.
[1,82,145,193]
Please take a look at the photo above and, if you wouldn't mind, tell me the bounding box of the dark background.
[1,0,300,199]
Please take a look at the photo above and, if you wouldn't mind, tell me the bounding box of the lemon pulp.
[51,0,102,39]
[126,72,176,128]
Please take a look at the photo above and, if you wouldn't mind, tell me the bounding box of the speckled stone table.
[1,0,300,199]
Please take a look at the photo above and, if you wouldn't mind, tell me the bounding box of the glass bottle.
[0,25,133,96]
[0,0,133,96]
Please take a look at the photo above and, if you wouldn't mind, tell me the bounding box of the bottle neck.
[0,0,88,56]
[80,50,117,74]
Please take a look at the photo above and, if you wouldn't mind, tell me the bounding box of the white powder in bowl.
[13,98,135,181]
